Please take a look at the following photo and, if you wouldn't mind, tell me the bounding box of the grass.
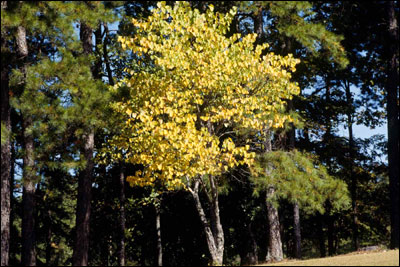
[258,249,399,266]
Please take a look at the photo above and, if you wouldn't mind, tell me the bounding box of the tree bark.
[263,130,283,262]
[155,200,162,266]
[254,6,264,45]
[265,186,283,262]
[118,165,126,266]
[317,213,326,257]
[240,222,258,265]
[73,21,97,266]
[327,209,335,256]
[73,132,94,266]
[1,2,11,263]
[293,202,302,259]
[188,177,224,265]
[344,80,359,251]
[385,0,399,250]
[265,195,282,262]
[45,210,52,266]
[16,23,37,266]
[103,23,114,86]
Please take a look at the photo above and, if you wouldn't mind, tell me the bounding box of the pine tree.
[1,2,11,265]
[385,0,399,249]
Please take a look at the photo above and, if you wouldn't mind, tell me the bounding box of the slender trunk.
[317,214,326,257]
[293,202,302,259]
[16,23,37,266]
[9,140,15,263]
[118,166,126,266]
[188,178,224,265]
[386,1,399,250]
[103,24,114,86]
[240,222,258,265]
[72,132,94,266]
[73,21,97,266]
[327,215,335,255]
[263,130,283,262]
[93,26,102,80]
[326,201,335,256]
[46,211,52,266]
[254,6,263,45]
[345,81,359,251]
[155,200,162,266]
[1,3,11,263]
[265,187,283,262]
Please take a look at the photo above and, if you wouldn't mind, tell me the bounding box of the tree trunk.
[344,81,359,251]
[385,0,399,250]
[73,21,96,266]
[73,131,94,266]
[118,165,126,266]
[317,214,326,257]
[45,212,52,266]
[327,214,335,256]
[254,6,264,45]
[103,23,115,86]
[240,222,258,265]
[1,2,11,263]
[155,200,162,266]
[16,23,37,266]
[265,187,283,262]
[263,130,283,262]
[188,178,224,265]
[293,202,302,259]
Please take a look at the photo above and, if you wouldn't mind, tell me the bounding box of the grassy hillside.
[259,249,399,266]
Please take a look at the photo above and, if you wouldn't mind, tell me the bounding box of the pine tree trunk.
[155,201,162,266]
[254,6,264,44]
[118,166,126,266]
[385,0,399,250]
[188,178,224,265]
[317,214,326,257]
[45,212,52,266]
[73,21,96,266]
[327,212,335,256]
[73,131,94,266]
[345,81,359,251]
[293,202,302,259]
[1,3,11,263]
[16,23,37,266]
[103,24,114,86]
[265,187,283,262]
[240,222,258,265]
[263,130,283,262]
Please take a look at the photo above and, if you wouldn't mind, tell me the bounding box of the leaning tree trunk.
[188,177,224,265]
[72,21,96,266]
[1,2,11,264]
[385,0,399,250]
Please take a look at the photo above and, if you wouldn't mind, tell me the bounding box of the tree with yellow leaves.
[110,1,300,265]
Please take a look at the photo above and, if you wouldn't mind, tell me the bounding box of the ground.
[258,249,399,266]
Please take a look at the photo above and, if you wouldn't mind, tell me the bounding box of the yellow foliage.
[110,1,300,189]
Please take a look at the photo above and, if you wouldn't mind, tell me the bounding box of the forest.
[0,1,399,266]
